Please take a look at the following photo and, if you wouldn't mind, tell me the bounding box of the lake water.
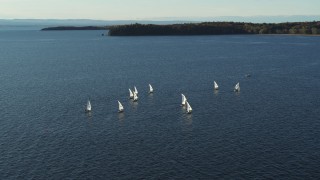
[1,30,320,179]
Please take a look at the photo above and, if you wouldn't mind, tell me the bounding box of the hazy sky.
[0,0,319,20]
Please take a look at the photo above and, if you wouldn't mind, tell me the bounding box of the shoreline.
[107,21,320,36]
[257,33,320,37]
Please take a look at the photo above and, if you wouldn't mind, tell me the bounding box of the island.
[41,26,109,31]
[108,21,320,36]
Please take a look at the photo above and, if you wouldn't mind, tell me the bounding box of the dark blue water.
[1,30,320,179]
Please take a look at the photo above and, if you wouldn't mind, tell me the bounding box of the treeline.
[41,26,109,31]
[108,21,320,36]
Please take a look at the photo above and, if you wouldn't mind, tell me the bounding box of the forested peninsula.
[41,26,109,31]
[108,21,320,36]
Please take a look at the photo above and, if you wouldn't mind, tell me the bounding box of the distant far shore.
[107,21,320,36]
[41,26,109,31]
[40,21,320,37]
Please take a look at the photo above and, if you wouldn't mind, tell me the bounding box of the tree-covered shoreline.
[108,21,320,36]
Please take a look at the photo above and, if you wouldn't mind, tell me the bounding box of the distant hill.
[1,17,319,30]
[108,21,320,36]
[0,19,194,30]
[150,15,320,23]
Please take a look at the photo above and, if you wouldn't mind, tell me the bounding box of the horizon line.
[1,15,320,21]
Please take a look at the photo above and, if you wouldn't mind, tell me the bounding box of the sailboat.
[118,101,124,113]
[85,100,92,112]
[149,84,153,93]
[234,82,240,92]
[129,89,134,99]
[134,86,138,95]
[186,101,192,114]
[214,81,219,90]
[181,94,187,106]
[133,91,138,102]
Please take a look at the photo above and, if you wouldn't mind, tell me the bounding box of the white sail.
[214,81,219,90]
[133,91,138,101]
[86,100,92,112]
[129,89,133,99]
[181,94,187,106]
[186,101,192,114]
[149,84,153,93]
[134,86,138,94]
[118,101,124,112]
[234,82,240,92]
